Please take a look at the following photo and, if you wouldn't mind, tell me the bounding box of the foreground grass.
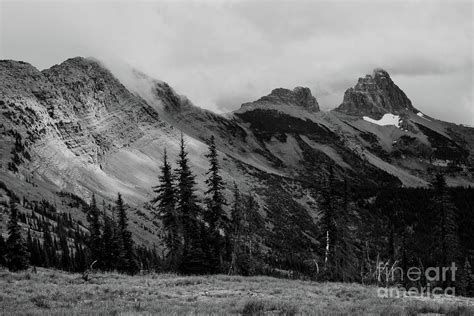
[1,268,474,315]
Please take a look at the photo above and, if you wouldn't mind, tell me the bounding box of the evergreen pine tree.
[101,202,117,271]
[332,179,358,282]
[29,238,42,268]
[59,227,71,271]
[319,167,358,281]
[229,183,244,275]
[6,200,29,271]
[116,193,138,274]
[152,149,182,271]
[243,193,261,275]
[320,165,337,278]
[458,257,471,296]
[86,194,102,266]
[468,259,474,297]
[0,234,7,267]
[204,136,227,272]
[431,173,460,287]
[175,133,206,274]
[109,204,122,270]
[42,222,53,267]
[73,241,87,272]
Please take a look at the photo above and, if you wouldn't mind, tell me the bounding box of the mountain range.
[1,57,473,248]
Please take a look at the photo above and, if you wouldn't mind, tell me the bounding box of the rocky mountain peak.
[42,57,118,87]
[335,68,414,117]
[239,86,320,112]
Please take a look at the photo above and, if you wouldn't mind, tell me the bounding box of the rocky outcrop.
[335,68,414,117]
[240,87,320,112]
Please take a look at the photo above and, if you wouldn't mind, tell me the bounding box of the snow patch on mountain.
[363,114,401,127]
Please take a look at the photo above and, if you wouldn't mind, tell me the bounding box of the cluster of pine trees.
[352,173,474,296]
[0,200,29,271]
[0,197,89,272]
[317,166,358,283]
[0,190,159,274]
[86,193,135,274]
[26,210,88,272]
[7,131,30,173]
[152,134,266,275]
[152,135,230,274]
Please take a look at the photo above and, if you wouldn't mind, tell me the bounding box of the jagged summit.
[239,86,320,113]
[335,68,414,117]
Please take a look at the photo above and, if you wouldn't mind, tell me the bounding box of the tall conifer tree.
[229,183,245,275]
[87,194,102,265]
[59,227,71,271]
[204,136,227,272]
[101,201,117,271]
[152,149,182,271]
[320,165,336,274]
[116,193,138,274]
[431,173,460,287]
[6,200,29,271]
[175,133,205,273]
[42,222,53,267]
[0,234,6,267]
[319,167,358,281]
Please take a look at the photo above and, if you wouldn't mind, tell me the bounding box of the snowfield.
[363,114,401,127]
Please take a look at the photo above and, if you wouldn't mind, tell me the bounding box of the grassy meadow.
[1,268,474,315]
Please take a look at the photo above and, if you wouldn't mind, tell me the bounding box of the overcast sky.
[1,0,473,124]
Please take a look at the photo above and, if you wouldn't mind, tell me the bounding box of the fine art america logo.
[377,263,457,298]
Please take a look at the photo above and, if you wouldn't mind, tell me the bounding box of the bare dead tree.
[81,260,98,282]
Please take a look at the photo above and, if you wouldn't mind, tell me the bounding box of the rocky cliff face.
[336,68,415,117]
[0,58,167,165]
